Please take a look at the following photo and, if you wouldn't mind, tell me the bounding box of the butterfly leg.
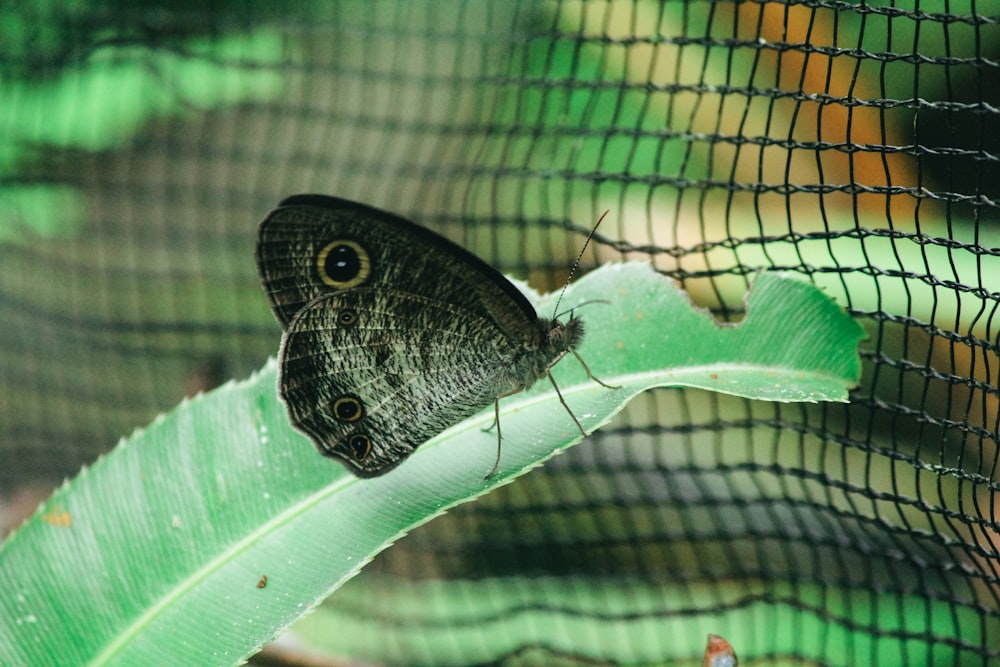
[571,348,620,389]
[547,372,587,437]
[481,384,526,433]
[481,415,498,433]
[483,385,526,479]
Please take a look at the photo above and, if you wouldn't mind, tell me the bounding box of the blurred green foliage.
[0,2,288,242]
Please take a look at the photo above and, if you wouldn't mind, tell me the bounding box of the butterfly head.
[548,312,585,351]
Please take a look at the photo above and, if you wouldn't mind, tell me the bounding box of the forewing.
[256,194,538,338]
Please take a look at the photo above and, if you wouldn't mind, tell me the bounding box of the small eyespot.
[332,395,364,422]
[317,239,370,289]
[337,309,358,327]
[348,434,371,461]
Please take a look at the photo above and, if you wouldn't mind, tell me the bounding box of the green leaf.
[0,263,863,666]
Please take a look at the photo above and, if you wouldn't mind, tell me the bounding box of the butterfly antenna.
[551,209,610,318]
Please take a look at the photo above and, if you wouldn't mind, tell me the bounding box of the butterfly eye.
[332,395,364,422]
[317,239,370,289]
[337,309,358,326]
[347,434,371,461]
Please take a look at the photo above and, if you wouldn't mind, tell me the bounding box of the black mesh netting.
[1,2,998,666]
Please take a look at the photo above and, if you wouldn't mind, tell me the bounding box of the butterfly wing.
[256,195,539,340]
[279,288,525,476]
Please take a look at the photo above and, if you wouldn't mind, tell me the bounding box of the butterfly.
[256,195,609,477]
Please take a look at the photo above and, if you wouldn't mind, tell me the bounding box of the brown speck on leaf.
[42,505,72,527]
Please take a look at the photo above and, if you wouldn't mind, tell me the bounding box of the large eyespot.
[317,239,370,289]
[347,434,371,461]
[332,395,364,422]
[337,309,358,327]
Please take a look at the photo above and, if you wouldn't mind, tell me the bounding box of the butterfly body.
[256,195,584,477]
